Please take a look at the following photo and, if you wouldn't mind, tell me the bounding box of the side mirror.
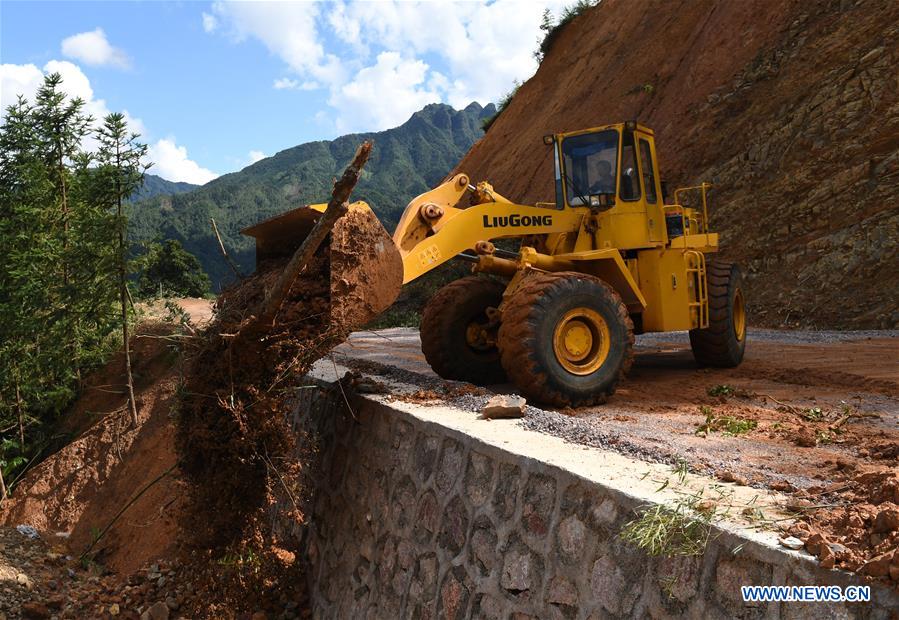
[543,135,554,145]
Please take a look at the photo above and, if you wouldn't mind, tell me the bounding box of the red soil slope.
[457,0,899,328]
[0,324,183,574]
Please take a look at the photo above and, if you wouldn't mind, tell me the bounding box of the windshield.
[561,129,619,206]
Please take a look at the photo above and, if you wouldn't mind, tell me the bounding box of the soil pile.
[457,0,899,328]
[788,470,899,581]
[173,208,393,614]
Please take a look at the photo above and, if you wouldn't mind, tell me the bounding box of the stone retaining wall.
[280,384,897,619]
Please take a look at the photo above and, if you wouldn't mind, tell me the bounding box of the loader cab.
[547,121,667,248]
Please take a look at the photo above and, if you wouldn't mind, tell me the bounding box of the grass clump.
[707,384,735,397]
[620,494,717,557]
[695,406,757,437]
[801,406,824,422]
[534,1,598,63]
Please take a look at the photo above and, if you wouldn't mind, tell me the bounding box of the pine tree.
[93,113,149,426]
[32,74,93,381]
[0,96,63,467]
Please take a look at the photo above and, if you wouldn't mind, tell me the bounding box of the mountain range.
[131,174,198,202]
[130,102,495,290]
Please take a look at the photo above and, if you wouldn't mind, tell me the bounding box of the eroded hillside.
[457,0,898,328]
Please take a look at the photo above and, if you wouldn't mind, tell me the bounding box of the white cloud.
[1,62,44,113]
[207,0,571,132]
[202,12,218,33]
[1,60,146,139]
[149,138,219,185]
[61,28,130,69]
[273,77,318,91]
[210,1,347,86]
[329,0,570,109]
[2,60,215,185]
[331,52,440,133]
[248,150,265,164]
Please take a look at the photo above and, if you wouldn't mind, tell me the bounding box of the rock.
[861,550,893,578]
[20,603,50,619]
[785,498,813,512]
[557,515,586,558]
[480,395,526,419]
[45,596,64,610]
[15,525,40,539]
[591,555,628,615]
[717,470,748,485]
[109,603,121,616]
[165,596,179,611]
[16,572,33,590]
[803,532,832,559]
[547,576,578,607]
[793,430,817,447]
[872,507,899,533]
[140,601,170,620]
[501,548,533,592]
[889,564,899,582]
[779,536,804,550]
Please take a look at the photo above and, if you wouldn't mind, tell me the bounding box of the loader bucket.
[242,202,404,329]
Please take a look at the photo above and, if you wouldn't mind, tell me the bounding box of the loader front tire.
[420,276,507,385]
[689,261,746,367]
[498,272,634,407]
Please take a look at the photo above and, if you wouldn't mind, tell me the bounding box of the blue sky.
[1,1,565,184]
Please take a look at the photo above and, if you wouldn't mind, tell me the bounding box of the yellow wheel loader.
[243,122,746,407]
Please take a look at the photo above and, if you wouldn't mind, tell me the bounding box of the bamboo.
[210,217,244,279]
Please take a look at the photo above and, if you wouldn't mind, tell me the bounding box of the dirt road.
[335,328,899,491]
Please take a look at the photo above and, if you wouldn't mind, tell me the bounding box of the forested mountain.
[130,173,198,202]
[130,102,495,290]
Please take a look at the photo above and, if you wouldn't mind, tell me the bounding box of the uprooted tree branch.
[249,140,372,334]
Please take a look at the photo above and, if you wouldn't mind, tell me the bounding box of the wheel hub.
[561,320,593,360]
[465,321,494,352]
[552,308,611,375]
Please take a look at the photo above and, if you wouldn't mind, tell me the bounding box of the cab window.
[561,130,618,206]
[639,139,657,204]
[619,131,640,201]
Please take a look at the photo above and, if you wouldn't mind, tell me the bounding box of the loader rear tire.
[689,261,746,367]
[497,272,634,407]
[420,276,507,385]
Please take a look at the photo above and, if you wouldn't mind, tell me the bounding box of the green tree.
[136,239,212,299]
[92,113,149,426]
[32,74,93,379]
[0,74,144,489]
[0,88,85,463]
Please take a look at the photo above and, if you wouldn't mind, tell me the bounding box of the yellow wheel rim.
[552,307,611,375]
[733,288,746,342]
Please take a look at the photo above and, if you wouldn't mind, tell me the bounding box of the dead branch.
[760,393,801,412]
[210,217,244,279]
[251,140,372,332]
